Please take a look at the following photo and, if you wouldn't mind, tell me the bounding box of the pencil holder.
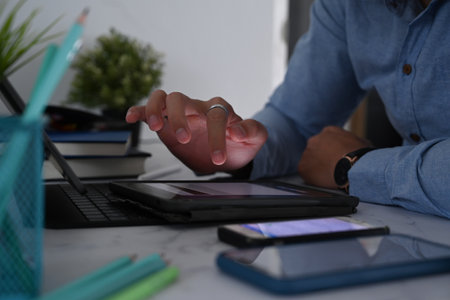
[0,117,44,299]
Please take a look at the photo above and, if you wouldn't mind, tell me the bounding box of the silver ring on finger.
[207,104,229,119]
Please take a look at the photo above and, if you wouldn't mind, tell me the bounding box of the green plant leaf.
[0,0,62,78]
[2,9,39,69]
[5,46,46,77]
[0,0,24,41]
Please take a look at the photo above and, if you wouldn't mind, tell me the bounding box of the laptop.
[1,78,167,228]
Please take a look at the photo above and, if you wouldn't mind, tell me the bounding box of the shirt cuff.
[348,139,450,218]
[348,148,393,206]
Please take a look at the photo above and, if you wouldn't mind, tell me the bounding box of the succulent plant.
[67,28,163,112]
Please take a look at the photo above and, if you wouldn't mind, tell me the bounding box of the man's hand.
[126,90,268,174]
[298,126,371,189]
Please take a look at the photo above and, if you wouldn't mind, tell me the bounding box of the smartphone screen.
[241,217,371,238]
[217,234,450,294]
[218,217,389,247]
[138,181,332,199]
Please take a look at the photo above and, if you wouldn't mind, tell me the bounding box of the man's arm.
[350,138,450,218]
[296,127,450,219]
[246,0,450,219]
[250,0,366,179]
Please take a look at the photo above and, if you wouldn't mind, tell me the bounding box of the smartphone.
[217,217,390,247]
[216,234,450,295]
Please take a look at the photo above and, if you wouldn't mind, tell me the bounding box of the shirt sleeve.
[250,0,366,179]
[349,138,450,219]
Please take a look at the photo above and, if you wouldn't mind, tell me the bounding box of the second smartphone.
[218,216,390,247]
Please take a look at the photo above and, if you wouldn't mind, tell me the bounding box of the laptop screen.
[0,78,86,193]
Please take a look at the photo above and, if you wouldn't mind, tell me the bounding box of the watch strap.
[345,147,376,160]
[334,147,375,192]
[229,160,254,179]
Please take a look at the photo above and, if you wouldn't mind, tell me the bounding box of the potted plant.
[67,28,163,145]
[0,0,61,80]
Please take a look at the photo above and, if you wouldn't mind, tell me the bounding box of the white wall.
[6,0,287,122]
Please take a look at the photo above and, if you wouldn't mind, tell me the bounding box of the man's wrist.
[334,147,375,192]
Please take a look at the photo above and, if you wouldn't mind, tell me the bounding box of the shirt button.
[402,64,412,75]
[410,133,421,142]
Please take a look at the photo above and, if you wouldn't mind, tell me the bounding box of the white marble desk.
[42,140,450,300]
[43,202,450,300]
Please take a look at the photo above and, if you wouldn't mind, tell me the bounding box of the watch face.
[334,158,352,186]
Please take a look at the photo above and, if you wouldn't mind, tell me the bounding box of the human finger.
[165,91,199,144]
[125,105,146,123]
[144,89,168,131]
[227,119,268,145]
[204,98,234,165]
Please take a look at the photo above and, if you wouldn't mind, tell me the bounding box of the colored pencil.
[105,266,179,300]
[39,255,135,300]
[63,253,166,300]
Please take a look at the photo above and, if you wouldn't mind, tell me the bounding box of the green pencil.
[23,8,88,122]
[105,266,179,300]
[39,255,135,300]
[64,253,166,300]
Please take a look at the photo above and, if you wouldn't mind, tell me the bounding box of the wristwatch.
[229,160,254,179]
[334,147,375,192]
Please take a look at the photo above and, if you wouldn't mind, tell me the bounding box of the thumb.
[228,119,268,146]
[125,105,146,123]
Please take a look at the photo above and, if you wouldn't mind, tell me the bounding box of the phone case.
[217,224,390,247]
[216,234,450,295]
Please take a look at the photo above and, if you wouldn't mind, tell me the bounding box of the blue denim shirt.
[251,0,450,218]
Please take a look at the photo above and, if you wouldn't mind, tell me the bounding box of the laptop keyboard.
[59,183,149,223]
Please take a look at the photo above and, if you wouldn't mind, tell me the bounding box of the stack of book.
[43,130,151,179]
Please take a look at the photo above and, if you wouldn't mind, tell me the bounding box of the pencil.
[63,253,166,300]
[23,8,88,122]
[28,44,58,102]
[105,266,179,300]
[0,9,87,219]
[39,255,135,300]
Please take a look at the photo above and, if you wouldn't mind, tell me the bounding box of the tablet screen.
[222,235,450,278]
[141,182,332,198]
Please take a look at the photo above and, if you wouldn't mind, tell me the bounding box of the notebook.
[0,78,168,228]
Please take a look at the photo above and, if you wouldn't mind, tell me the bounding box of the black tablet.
[109,180,359,223]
